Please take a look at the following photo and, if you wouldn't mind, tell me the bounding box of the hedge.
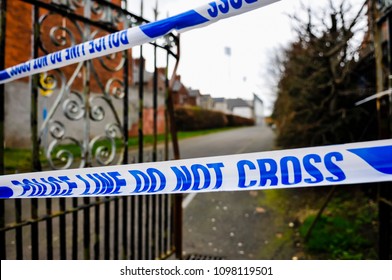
[226,114,255,127]
[174,106,254,131]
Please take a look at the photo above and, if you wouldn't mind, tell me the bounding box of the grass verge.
[256,186,378,259]
[4,127,237,174]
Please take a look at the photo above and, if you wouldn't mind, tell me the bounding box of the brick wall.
[5,0,130,87]
[5,0,32,82]
[3,0,138,148]
[4,1,171,147]
[128,107,166,136]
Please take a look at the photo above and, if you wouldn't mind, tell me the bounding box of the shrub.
[174,106,254,131]
[174,106,227,131]
[227,114,255,127]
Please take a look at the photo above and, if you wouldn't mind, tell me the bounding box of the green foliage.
[177,127,236,138]
[272,1,375,148]
[299,215,369,259]
[256,186,378,259]
[175,106,228,130]
[298,188,378,259]
[4,127,237,173]
[4,148,35,174]
[226,114,255,127]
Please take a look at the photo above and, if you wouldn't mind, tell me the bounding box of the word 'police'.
[208,0,258,18]
[10,171,126,197]
[88,30,129,54]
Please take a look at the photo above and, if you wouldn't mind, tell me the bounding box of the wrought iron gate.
[0,0,181,260]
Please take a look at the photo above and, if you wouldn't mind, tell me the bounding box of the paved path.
[179,125,276,159]
[178,126,298,259]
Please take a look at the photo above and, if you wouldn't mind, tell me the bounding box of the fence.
[0,0,181,260]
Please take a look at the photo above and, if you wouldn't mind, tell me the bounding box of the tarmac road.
[179,125,276,159]
[178,125,298,259]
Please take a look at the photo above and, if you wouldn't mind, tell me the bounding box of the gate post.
[31,5,41,172]
[0,0,7,260]
[167,35,182,259]
[373,0,392,259]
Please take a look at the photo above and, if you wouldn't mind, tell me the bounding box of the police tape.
[0,0,280,84]
[355,89,392,106]
[0,139,391,199]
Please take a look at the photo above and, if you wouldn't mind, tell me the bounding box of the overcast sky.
[127,0,365,115]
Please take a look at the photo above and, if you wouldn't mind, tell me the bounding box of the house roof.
[226,98,252,111]
[188,89,201,97]
[253,93,264,104]
[213,97,226,103]
[172,80,182,92]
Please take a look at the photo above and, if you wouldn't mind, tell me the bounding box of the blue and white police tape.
[0,0,280,84]
[0,139,391,199]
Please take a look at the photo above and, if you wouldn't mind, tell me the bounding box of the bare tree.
[272,0,372,148]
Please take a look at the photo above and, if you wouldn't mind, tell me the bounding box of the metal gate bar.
[2,193,176,258]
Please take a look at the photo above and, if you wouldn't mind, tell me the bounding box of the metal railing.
[0,0,181,260]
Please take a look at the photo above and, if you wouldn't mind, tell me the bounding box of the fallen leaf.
[249,191,258,197]
[255,207,266,214]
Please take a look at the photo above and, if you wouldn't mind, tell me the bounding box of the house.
[226,98,253,119]
[211,95,264,124]
[253,93,264,125]
[200,94,214,110]
[171,75,190,106]
[212,97,229,113]
[187,88,201,107]
[133,58,167,96]
[127,59,209,135]
[130,58,167,136]
[2,0,130,148]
